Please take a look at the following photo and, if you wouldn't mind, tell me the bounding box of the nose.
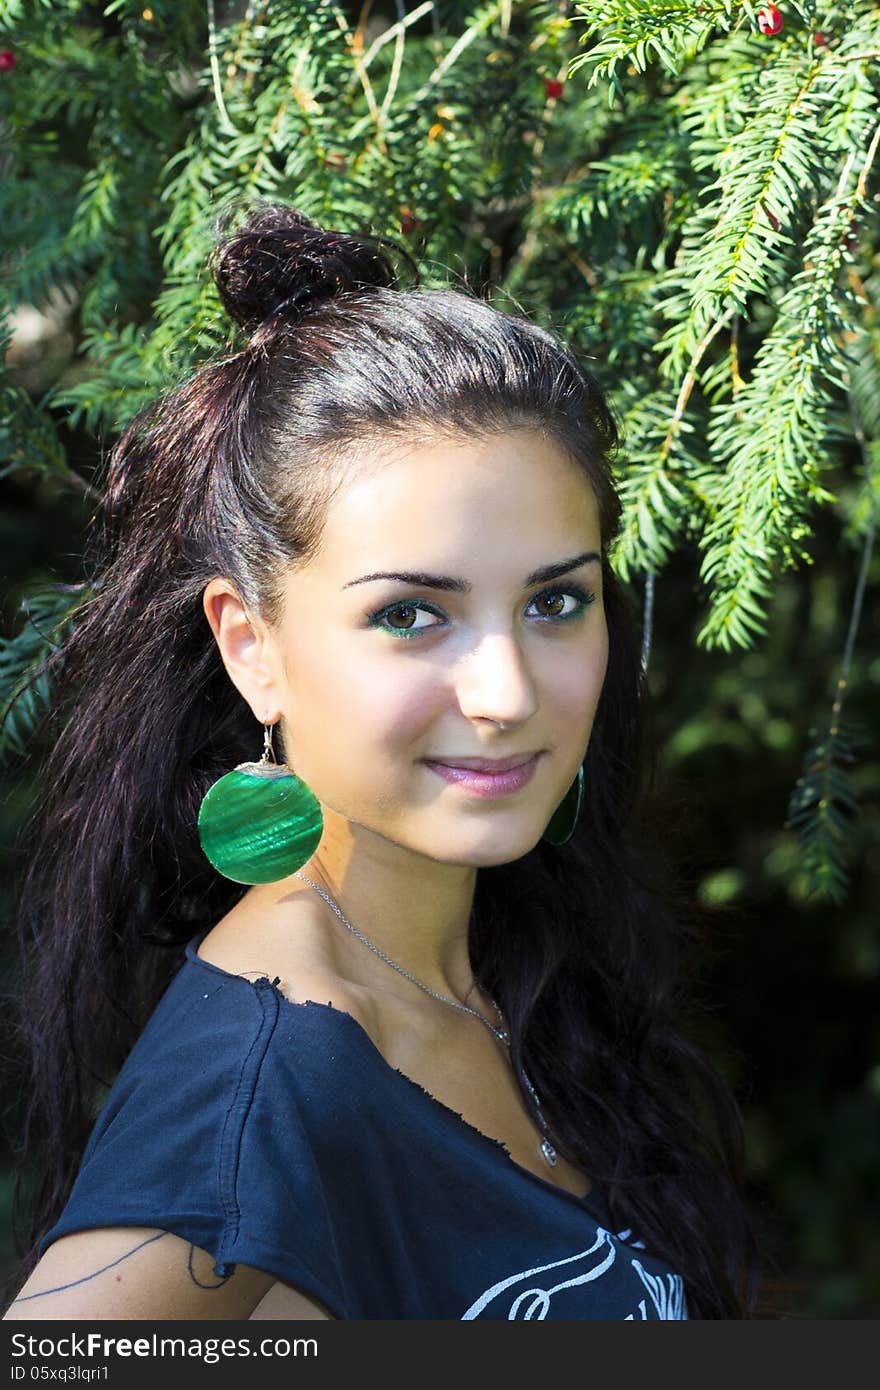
[455,631,539,727]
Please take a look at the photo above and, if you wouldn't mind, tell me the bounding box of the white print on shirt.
[460,1226,687,1320]
[624,1259,688,1319]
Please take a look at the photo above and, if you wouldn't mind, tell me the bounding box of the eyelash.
[366,586,597,640]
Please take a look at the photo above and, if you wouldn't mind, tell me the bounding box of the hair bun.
[211,202,405,335]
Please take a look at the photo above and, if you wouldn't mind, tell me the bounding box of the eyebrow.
[342,550,602,593]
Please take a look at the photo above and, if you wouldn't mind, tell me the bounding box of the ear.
[202,578,282,725]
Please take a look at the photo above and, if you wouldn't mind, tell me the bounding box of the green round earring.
[541,764,584,846]
[197,722,324,885]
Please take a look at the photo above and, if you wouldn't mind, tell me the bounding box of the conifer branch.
[856,114,880,199]
[783,381,875,904]
[662,308,734,461]
[641,567,655,674]
[360,1,434,72]
[327,0,389,155]
[404,0,509,111]
[528,1,572,183]
[206,0,239,137]
[696,137,871,650]
[377,2,409,124]
[836,50,880,65]
[0,584,89,765]
[658,52,825,380]
[835,390,877,721]
[222,0,261,95]
[570,1,738,87]
[730,314,743,405]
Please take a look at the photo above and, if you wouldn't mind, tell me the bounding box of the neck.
[291,814,480,1006]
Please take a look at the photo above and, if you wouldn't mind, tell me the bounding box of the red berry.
[544,78,564,99]
[757,6,784,35]
[813,32,827,47]
[0,49,16,71]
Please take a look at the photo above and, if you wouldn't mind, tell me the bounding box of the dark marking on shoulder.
[188,1243,231,1289]
[10,1231,169,1302]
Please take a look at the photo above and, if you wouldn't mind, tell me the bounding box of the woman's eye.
[527,586,596,621]
[529,590,588,620]
[370,602,444,637]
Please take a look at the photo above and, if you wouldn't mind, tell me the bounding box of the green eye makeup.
[366,586,596,639]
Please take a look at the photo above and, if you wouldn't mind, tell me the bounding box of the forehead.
[311,430,600,574]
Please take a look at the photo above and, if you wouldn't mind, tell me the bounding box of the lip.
[423,753,542,799]
[424,753,540,772]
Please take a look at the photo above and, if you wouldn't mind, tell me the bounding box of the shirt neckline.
[185,931,608,1223]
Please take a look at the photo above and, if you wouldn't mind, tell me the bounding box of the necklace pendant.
[495,1027,510,1044]
[541,1138,558,1167]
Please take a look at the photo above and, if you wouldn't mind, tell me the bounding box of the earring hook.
[261,722,277,764]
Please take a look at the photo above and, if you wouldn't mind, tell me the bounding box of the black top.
[40,932,689,1319]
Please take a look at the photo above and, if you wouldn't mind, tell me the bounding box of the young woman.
[4,203,762,1320]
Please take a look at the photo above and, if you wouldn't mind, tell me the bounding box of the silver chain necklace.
[293,870,559,1167]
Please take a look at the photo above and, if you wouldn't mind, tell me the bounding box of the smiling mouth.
[421,754,542,798]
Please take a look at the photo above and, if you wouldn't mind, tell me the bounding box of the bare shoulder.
[3,1227,289,1321]
[195,886,382,1045]
[250,1280,333,1319]
[3,899,348,1323]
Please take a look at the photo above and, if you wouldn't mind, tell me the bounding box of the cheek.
[307,669,443,819]
[368,667,446,755]
[587,628,610,702]
[546,620,608,715]
[292,646,443,767]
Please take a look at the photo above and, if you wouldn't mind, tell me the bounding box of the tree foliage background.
[1,0,877,1316]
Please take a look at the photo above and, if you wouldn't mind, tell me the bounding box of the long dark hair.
[6,202,763,1316]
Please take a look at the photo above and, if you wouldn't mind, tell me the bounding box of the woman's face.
[263,428,607,868]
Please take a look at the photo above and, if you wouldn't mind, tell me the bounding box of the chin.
[420,824,546,869]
